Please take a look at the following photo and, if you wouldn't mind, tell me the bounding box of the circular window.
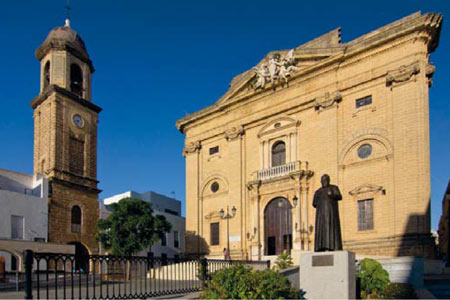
[211,182,219,193]
[357,144,372,159]
[274,122,281,128]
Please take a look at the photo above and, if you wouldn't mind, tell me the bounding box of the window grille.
[69,137,85,175]
[358,199,374,231]
[210,222,220,245]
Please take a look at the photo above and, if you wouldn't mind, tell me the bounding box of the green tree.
[96,198,172,256]
[357,258,390,299]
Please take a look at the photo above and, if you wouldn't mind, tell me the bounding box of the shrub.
[357,258,390,299]
[274,251,294,271]
[201,263,305,299]
[382,283,417,299]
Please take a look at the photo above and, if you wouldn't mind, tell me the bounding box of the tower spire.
[65,0,71,27]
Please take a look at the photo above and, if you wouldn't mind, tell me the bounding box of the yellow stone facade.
[31,23,101,254]
[177,12,442,259]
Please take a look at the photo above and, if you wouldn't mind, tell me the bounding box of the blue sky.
[0,1,448,230]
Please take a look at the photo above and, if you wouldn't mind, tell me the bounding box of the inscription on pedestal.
[312,255,334,267]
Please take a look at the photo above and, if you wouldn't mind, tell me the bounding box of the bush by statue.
[201,264,305,299]
[273,251,294,271]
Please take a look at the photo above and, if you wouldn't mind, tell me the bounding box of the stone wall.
[48,181,99,253]
[178,12,442,259]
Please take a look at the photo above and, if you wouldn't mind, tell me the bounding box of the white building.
[0,168,48,271]
[100,191,186,259]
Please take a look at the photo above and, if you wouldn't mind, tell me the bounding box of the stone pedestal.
[300,251,355,299]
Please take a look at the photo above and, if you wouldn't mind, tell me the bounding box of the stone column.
[225,126,245,257]
[260,141,264,169]
[183,141,201,255]
[286,133,291,163]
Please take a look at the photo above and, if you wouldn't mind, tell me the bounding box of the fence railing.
[22,250,270,299]
[0,271,26,292]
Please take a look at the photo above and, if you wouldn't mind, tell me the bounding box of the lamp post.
[220,205,237,259]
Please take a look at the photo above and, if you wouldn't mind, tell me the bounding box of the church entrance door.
[264,197,292,256]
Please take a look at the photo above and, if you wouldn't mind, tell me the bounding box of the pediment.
[349,184,384,196]
[215,28,344,105]
[258,116,300,138]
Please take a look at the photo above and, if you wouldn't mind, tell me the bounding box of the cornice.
[30,85,102,113]
[176,12,442,134]
[36,44,95,73]
[49,171,101,195]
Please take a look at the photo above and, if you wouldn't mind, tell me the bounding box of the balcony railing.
[257,161,302,181]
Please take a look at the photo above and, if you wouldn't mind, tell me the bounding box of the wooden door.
[264,197,292,255]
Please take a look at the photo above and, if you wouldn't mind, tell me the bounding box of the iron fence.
[22,250,270,299]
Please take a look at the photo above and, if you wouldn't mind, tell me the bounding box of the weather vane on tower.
[65,0,71,27]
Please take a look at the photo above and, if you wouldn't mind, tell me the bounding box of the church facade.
[30,20,101,257]
[177,12,442,259]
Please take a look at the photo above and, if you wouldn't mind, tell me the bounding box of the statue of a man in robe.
[313,174,343,252]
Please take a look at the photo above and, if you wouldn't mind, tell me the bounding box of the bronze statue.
[313,174,343,252]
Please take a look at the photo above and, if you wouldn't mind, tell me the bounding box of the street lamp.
[220,205,236,259]
[292,195,298,207]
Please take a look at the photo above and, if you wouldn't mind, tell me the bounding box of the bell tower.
[31,19,101,254]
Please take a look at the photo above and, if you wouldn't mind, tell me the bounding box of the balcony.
[256,161,310,181]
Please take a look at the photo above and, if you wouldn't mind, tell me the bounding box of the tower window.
[71,205,82,233]
[44,61,50,89]
[70,64,83,97]
[69,136,85,175]
[271,141,286,167]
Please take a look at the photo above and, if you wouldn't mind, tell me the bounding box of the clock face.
[73,114,84,128]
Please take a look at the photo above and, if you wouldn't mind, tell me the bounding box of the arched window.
[70,64,83,97]
[71,205,82,233]
[271,141,286,167]
[44,61,50,89]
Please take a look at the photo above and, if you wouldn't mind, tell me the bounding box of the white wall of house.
[0,168,48,271]
[143,211,185,258]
